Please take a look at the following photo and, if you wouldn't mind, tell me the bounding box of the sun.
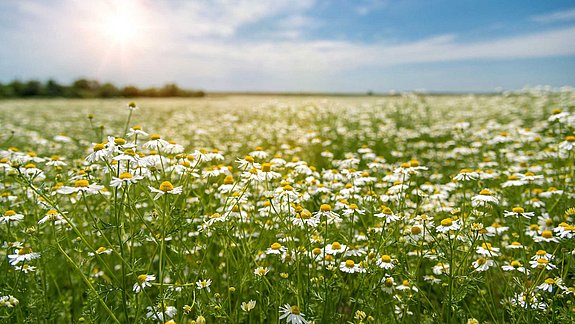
[103,14,139,43]
[97,2,145,45]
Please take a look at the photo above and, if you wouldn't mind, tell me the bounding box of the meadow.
[0,90,574,323]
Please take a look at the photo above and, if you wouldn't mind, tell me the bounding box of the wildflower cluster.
[0,90,574,323]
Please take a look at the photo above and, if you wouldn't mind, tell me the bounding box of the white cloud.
[530,8,575,24]
[1,0,575,91]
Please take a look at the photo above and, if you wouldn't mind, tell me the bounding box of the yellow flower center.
[476,257,486,265]
[441,218,453,226]
[331,242,342,250]
[24,163,36,169]
[300,210,312,219]
[312,247,322,255]
[320,204,332,212]
[119,172,133,180]
[223,175,234,184]
[244,155,255,163]
[345,260,355,268]
[512,207,524,214]
[159,181,174,192]
[271,242,282,250]
[262,163,271,172]
[536,250,547,256]
[93,143,105,151]
[381,255,391,263]
[411,226,422,235]
[74,179,90,188]
[544,278,555,285]
[137,274,149,283]
[479,189,492,196]
[290,305,301,315]
[566,135,575,142]
[18,247,32,255]
[481,243,492,250]
[4,210,16,217]
[385,278,394,287]
[150,134,161,140]
[541,230,553,239]
[511,261,521,268]
[96,247,108,254]
[114,137,126,145]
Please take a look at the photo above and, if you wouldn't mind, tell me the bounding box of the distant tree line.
[0,79,205,98]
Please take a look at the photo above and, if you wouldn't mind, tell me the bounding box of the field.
[1,91,575,323]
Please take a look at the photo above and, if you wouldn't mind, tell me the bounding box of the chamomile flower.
[534,230,560,243]
[143,134,169,150]
[453,169,479,181]
[529,258,556,270]
[241,300,257,312]
[537,277,564,292]
[149,181,183,200]
[266,242,287,255]
[314,204,342,224]
[57,179,104,195]
[559,135,575,151]
[254,266,270,277]
[0,295,19,308]
[476,243,500,256]
[1,210,24,224]
[504,206,535,219]
[38,209,67,225]
[472,257,494,272]
[340,259,366,273]
[126,125,149,137]
[85,142,111,163]
[396,279,418,292]
[146,304,177,322]
[88,247,113,256]
[374,206,400,223]
[436,217,461,233]
[471,189,499,207]
[381,276,396,294]
[236,155,261,171]
[279,304,308,324]
[376,254,396,270]
[432,262,450,275]
[8,247,40,265]
[292,210,321,228]
[501,261,529,274]
[325,241,347,255]
[110,172,144,188]
[196,279,212,292]
[250,147,268,159]
[14,264,36,273]
[163,140,185,154]
[133,274,155,293]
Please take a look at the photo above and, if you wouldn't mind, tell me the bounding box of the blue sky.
[1,0,575,92]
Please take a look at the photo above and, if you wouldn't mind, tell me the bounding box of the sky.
[1,0,575,93]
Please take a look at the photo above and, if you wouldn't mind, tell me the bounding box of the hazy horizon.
[1,0,575,93]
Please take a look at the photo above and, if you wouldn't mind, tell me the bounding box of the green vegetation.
[0,91,574,323]
[0,79,205,98]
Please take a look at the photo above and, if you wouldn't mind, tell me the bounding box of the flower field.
[1,90,575,323]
